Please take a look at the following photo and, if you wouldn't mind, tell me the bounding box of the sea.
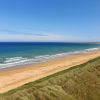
[0,42,100,70]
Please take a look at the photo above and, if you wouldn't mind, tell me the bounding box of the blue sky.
[0,0,100,42]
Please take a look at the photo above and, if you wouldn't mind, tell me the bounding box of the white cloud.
[0,31,100,42]
[0,33,68,42]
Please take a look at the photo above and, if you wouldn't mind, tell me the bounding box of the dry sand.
[0,50,100,93]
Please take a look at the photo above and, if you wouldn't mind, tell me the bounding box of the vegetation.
[0,57,100,100]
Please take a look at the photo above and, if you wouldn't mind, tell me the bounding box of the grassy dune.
[0,57,100,100]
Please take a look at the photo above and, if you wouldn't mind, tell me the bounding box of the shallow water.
[0,42,100,69]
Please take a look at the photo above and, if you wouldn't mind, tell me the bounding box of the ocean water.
[0,42,100,69]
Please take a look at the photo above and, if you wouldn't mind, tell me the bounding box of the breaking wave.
[0,48,99,69]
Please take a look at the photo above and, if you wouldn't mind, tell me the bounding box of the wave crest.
[0,47,99,69]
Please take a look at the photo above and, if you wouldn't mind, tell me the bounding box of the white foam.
[5,57,28,63]
[85,48,99,52]
[0,47,100,70]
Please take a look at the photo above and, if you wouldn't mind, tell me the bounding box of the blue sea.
[0,42,100,69]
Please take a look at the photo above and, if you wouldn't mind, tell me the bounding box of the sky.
[0,0,100,42]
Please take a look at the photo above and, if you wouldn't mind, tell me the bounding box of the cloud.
[0,28,69,42]
[0,29,100,42]
[0,29,47,36]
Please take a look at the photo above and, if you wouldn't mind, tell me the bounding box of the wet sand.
[0,50,100,93]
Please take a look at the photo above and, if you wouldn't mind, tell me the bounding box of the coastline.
[0,50,100,93]
[0,47,99,70]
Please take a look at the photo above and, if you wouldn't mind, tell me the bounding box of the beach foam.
[0,48,100,70]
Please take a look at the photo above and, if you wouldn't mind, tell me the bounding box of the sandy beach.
[0,50,100,93]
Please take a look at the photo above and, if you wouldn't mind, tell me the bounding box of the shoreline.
[0,47,99,71]
[0,49,98,72]
[0,50,100,93]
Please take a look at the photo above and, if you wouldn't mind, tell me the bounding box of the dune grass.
[0,57,100,100]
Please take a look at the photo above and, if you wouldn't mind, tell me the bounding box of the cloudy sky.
[0,0,100,42]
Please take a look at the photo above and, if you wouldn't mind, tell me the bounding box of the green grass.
[0,57,100,100]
